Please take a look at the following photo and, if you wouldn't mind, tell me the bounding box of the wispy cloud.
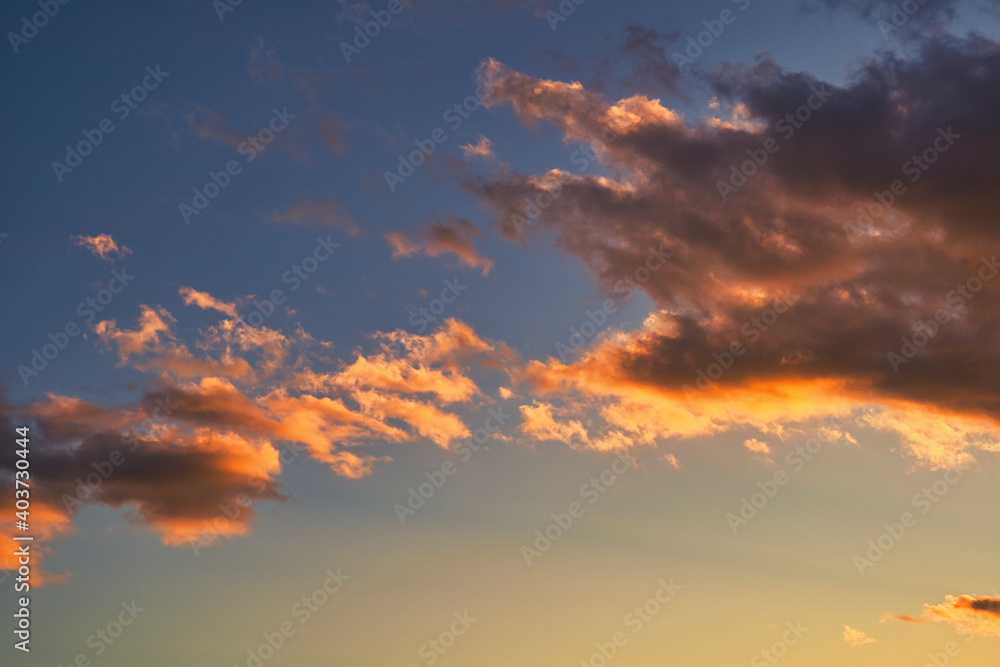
[270,196,360,235]
[179,287,239,318]
[71,234,131,263]
[385,215,493,275]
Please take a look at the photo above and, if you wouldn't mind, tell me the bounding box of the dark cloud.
[808,0,997,25]
[463,34,1000,465]
[0,389,285,548]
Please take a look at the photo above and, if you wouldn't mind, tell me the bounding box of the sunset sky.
[2,0,1000,665]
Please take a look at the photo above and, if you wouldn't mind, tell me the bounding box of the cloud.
[385,215,494,275]
[459,36,1000,466]
[743,438,771,455]
[316,110,349,155]
[270,196,360,234]
[519,401,589,447]
[2,304,516,577]
[605,24,683,94]
[884,595,1000,637]
[179,287,238,318]
[0,387,283,582]
[71,234,131,263]
[95,305,176,364]
[743,437,773,462]
[93,307,510,462]
[809,0,998,33]
[247,38,349,158]
[183,104,245,149]
[461,135,495,159]
[842,625,877,646]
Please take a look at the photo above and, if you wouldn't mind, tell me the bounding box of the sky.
[2,0,1000,664]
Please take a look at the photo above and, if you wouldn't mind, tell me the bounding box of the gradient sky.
[2,0,1000,665]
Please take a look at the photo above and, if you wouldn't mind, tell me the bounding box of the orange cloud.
[95,305,175,363]
[460,135,494,159]
[842,625,877,646]
[519,401,589,447]
[71,234,131,263]
[385,215,493,275]
[0,498,75,587]
[884,595,1000,637]
[179,287,238,317]
[2,308,517,579]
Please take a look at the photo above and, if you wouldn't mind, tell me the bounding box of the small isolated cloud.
[743,438,774,463]
[183,104,244,149]
[661,453,680,469]
[743,438,772,455]
[316,111,348,155]
[178,287,238,318]
[842,625,876,646]
[460,135,494,159]
[883,595,1000,637]
[385,215,493,275]
[270,196,360,235]
[71,234,131,263]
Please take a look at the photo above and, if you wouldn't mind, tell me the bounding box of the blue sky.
[3,0,1000,664]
